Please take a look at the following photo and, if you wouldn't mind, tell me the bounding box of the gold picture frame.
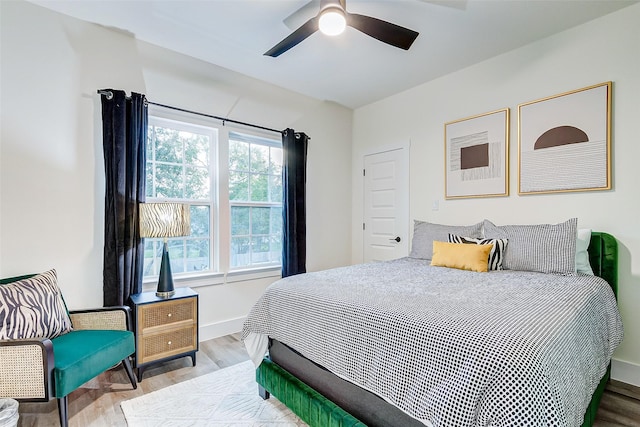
[444,108,510,199]
[518,82,612,195]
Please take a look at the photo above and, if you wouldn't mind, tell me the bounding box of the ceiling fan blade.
[417,0,468,11]
[283,0,321,30]
[264,16,320,57]
[347,13,419,50]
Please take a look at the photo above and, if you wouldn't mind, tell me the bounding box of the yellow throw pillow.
[430,241,494,272]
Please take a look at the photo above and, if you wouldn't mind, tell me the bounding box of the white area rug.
[120,360,307,426]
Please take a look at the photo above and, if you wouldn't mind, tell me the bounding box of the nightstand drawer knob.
[168,313,172,318]
[168,341,172,345]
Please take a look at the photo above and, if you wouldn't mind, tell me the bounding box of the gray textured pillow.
[482,218,578,274]
[409,220,483,261]
[0,269,73,340]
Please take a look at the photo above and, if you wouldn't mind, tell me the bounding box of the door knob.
[390,236,401,243]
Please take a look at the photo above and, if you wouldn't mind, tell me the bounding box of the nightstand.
[129,287,199,381]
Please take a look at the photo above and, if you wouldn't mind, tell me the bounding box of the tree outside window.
[229,132,282,269]
[144,118,214,278]
[143,115,282,280]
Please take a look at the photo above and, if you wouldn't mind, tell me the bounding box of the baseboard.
[199,316,246,342]
[611,358,640,388]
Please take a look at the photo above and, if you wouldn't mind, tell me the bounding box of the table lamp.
[139,203,191,297]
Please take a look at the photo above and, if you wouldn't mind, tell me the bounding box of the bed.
[242,223,623,427]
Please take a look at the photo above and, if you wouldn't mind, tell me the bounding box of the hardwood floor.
[15,334,640,426]
[597,380,640,426]
[16,334,249,427]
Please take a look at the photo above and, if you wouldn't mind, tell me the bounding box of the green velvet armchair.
[0,272,137,427]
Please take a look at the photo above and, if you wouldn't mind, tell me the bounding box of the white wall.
[0,0,353,340]
[352,5,640,386]
[3,0,639,388]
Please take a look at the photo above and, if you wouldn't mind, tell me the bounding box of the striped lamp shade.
[139,203,191,238]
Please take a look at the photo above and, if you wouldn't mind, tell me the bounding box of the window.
[229,132,283,269]
[143,113,282,281]
[144,117,215,278]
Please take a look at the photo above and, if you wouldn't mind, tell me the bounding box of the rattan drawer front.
[129,289,199,379]
[139,298,196,330]
[139,326,197,365]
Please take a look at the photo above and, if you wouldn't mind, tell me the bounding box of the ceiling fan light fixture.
[319,8,346,36]
[265,0,419,57]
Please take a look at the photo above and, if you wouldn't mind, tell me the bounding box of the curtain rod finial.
[97,89,113,100]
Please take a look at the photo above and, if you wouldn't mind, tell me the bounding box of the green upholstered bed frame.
[256,232,618,427]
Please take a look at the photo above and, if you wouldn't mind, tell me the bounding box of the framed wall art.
[518,81,612,195]
[444,108,509,199]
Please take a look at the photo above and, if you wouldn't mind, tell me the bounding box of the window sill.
[141,266,281,291]
[142,271,225,292]
[226,266,281,283]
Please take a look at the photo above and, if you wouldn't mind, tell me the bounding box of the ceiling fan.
[264,0,420,57]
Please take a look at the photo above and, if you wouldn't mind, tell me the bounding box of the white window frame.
[143,106,282,286]
[228,131,283,271]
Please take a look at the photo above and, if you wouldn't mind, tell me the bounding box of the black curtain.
[282,128,309,278]
[100,89,147,306]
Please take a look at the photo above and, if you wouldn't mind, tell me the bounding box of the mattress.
[242,257,623,427]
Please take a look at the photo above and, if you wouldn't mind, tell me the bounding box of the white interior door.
[363,147,409,262]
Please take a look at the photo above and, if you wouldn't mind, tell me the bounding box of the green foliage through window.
[143,118,282,277]
[144,117,215,278]
[229,134,282,203]
[229,132,283,269]
[146,122,210,200]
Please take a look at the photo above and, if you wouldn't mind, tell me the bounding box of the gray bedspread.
[242,258,623,427]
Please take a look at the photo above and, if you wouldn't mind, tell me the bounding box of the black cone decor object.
[156,240,175,297]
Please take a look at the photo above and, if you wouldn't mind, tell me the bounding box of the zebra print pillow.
[448,234,508,270]
[0,269,73,340]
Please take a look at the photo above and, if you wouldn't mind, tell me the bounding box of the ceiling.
[28,0,637,109]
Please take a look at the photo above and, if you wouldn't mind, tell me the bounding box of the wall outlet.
[432,199,439,211]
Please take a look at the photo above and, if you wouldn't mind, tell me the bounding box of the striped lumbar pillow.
[0,269,73,340]
[448,234,508,271]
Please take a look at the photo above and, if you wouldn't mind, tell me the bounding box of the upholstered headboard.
[588,232,618,297]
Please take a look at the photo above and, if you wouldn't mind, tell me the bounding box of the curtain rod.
[97,90,283,135]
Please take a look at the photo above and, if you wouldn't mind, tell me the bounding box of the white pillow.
[576,228,594,275]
